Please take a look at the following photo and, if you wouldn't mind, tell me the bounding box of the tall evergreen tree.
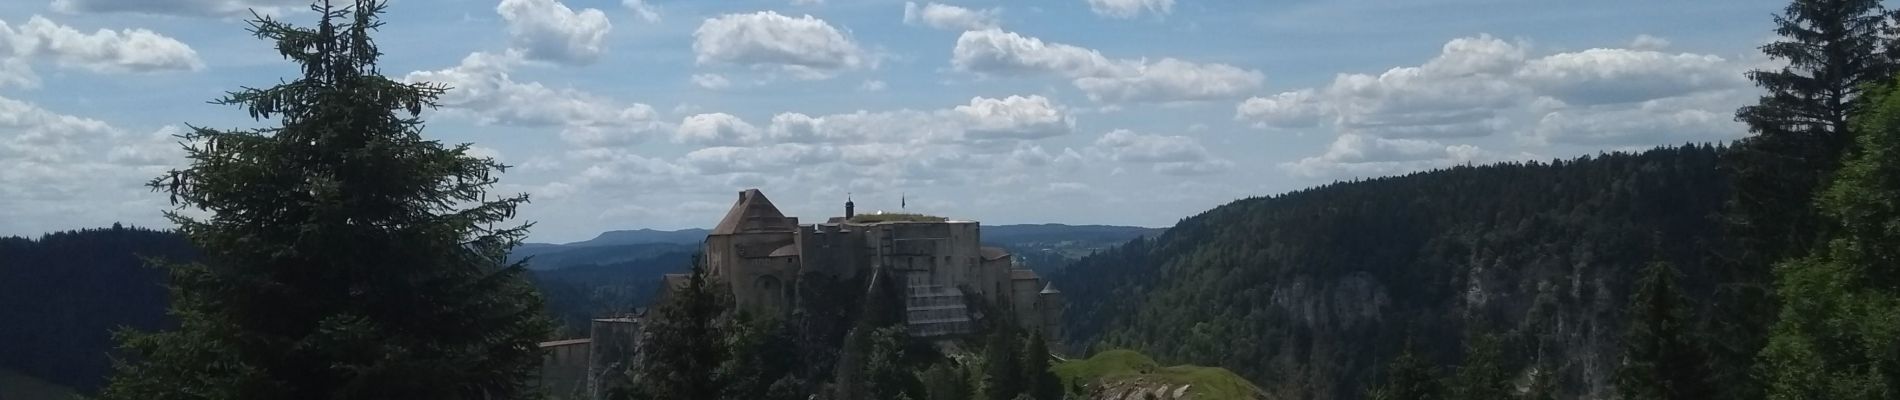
[1760,78,1900,400]
[1366,343,1443,400]
[1021,331,1063,400]
[1718,2,1896,398]
[1445,334,1512,400]
[860,326,925,400]
[1615,261,1716,400]
[96,2,551,399]
[623,264,729,400]
[919,362,974,400]
[981,326,1024,400]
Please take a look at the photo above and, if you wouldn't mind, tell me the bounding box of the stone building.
[688,188,1064,337]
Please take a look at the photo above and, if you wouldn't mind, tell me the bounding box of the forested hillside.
[1050,145,1730,399]
[0,226,195,392]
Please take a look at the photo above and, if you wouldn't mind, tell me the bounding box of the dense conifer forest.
[1049,145,1730,399]
[0,226,195,391]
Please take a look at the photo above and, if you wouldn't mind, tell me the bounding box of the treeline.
[1050,145,1729,399]
[604,265,1065,400]
[1052,0,1900,399]
[0,225,195,391]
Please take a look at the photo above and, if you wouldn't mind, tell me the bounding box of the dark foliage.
[1050,145,1731,399]
[1759,76,1900,400]
[1716,2,1899,396]
[622,265,728,400]
[96,2,552,398]
[0,226,195,391]
[1614,261,1715,400]
[1366,343,1442,400]
[530,250,695,336]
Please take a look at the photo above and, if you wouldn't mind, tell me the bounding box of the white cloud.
[683,143,839,174]
[858,79,886,91]
[49,0,303,17]
[403,51,667,147]
[1527,90,1746,146]
[952,29,1262,103]
[621,0,660,22]
[1073,58,1265,102]
[0,95,182,235]
[953,29,1118,78]
[693,11,869,79]
[1251,34,1752,178]
[1092,129,1231,175]
[955,95,1073,140]
[675,113,763,145]
[903,2,1000,31]
[1323,34,1530,139]
[691,73,731,90]
[497,0,612,64]
[0,15,202,81]
[1087,0,1174,19]
[1280,134,1490,178]
[1236,90,1324,129]
[1517,48,1746,106]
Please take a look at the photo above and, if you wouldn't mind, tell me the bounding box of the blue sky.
[0,0,1786,242]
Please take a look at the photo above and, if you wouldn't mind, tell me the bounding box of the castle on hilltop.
[679,188,1064,338]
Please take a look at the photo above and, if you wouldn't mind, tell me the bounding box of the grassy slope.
[1054,349,1263,400]
[0,368,77,400]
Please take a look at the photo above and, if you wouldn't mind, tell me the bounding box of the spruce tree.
[1021,331,1063,400]
[96,2,551,399]
[1760,78,1900,400]
[1614,262,1716,400]
[1445,334,1512,400]
[920,362,974,400]
[980,326,1024,400]
[1366,343,1443,400]
[861,326,925,400]
[1721,2,1897,396]
[624,264,729,400]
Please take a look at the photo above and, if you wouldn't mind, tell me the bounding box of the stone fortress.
[539,189,1066,398]
[687,188,1065,338]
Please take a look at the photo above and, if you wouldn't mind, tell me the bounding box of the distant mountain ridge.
[515,224,1163,272]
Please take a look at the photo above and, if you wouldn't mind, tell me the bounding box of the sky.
[0,0,1789,243]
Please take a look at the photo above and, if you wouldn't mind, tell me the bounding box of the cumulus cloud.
[662,95,1076,146]
[903,2,1000,31]
[49,0,303,17]
[1280,134,1490,178]
[0,15,202,84]
[1527,90,1745,146]
[1235,90,1324,129]
[1248,33,1751,179]
[955,95,1073,140]
[497,0,612,64]
[0,94,183,235]
[403,51,667,146]
[952,29,1262,102]
[675,113,763,145]
[1092,129,1231,175]
[693,11,869,79]
[1086,0,1174,19]
[1516,48,1746,106]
